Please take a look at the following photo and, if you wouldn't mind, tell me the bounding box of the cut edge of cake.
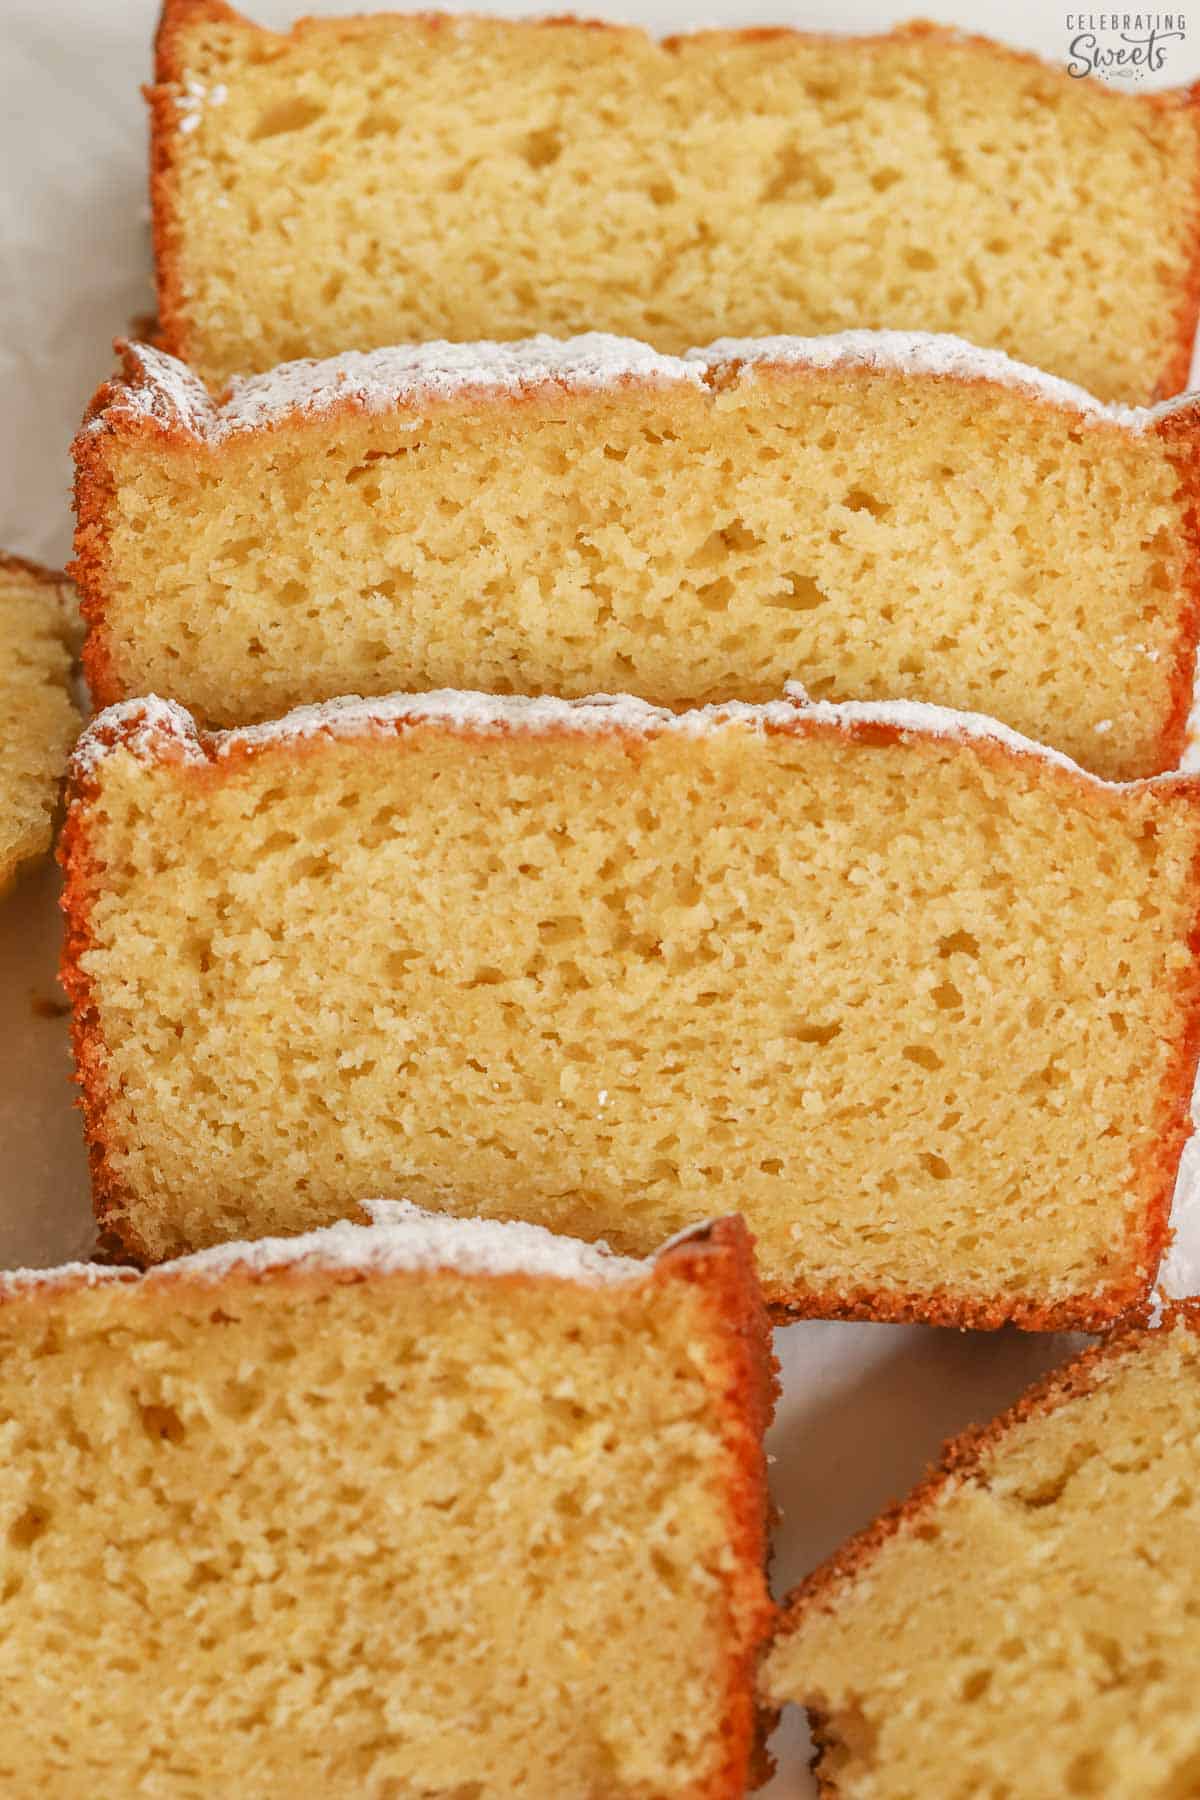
[58,688,1200,1331]
[761,1303,1200,1797]
[1,1199,780,1800]
[0,550,81,894]
[71,331,1200,777]
[146,2,1200,401]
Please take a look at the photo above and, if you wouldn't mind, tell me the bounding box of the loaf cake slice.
[764,1307,1200,1799]
[0,1201,775,1800]
[149,3,1200,401]
[0,554,79,895]
[74,332,1200,781]
[60,690,1200,1329]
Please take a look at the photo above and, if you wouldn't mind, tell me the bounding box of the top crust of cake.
[0,1199,723,1302]
[83,331,1196,445]
[68,685,1186,796]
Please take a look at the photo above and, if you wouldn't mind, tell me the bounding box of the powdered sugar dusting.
[104,345,214,435]
[174,78,228,136]
[690,329,1192,431]
[0,1201,657,1301]
[69,695,202,778]
[94,335,701,438]
[89,329,1199,441]
[0,1261,136,1299]
[72,685,1187,794]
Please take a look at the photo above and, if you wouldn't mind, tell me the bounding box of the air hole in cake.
[932,981,964,1011]
[140,1403,187,1445]
[249,97,326,140]
[520,126,563,169]
[1066,1750,1113,1796]
[919,1152,952,1180]
[8,1504,51,1549]
[903,1045,942,1070]
[356,110,400,139]
[695,576,734,613]
[870,166,902,191]
[938,930,980,958]
[765,572,828,612]
[842,488,892,519]
[793,1022,841,1046]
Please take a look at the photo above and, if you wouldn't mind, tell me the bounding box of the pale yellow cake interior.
[0,564,78,894]
[91,367,1194,781]
[160,14,1199,399]
[765,1319,1200,1800]
[74,720,1200,1315]
[0,1260,752,1799]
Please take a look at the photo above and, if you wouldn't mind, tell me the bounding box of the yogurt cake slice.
[148,3,1200,401]
[0,1203,775,1800]
[763,1308,1200,1799]
[0,554,79,895]
[74,331,1200,780]
[60,690,1200,1328]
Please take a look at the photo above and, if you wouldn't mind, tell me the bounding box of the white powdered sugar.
[72,683,1181,794]
[174,78,228,136]
[89,328,1198,443]
[0,1201,656,1300]
[96,336,702,440]
[690,330,1194,431]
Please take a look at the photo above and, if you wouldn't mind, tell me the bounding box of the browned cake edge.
[57,697,1200,1331]
[0,548,70,596]
[70,340,1200,781]
[0,1211,779,1800]
[145,1,1200,402]
[765,1303,1200,1799]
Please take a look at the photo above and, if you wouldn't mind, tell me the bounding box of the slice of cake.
[0,554,79,895]
[74,333,1200,780]
[763,1308,1200,1798]
[0,1202,775,1798]
[60,690,1200,1329]
[148,4,1200,401]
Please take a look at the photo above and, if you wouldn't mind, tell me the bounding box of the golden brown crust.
[147,4,1200,400]
[71,338,1200,762]
[59,697,1200,1328]
[57,751,136,1257]
[0,1209,776,1799]
[649,1216,781,1797]
[0,549,70,593]
[768,1304,1200,1795]
[1150,403,1200,771]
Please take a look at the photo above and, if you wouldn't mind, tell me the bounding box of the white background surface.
[4,4,1200,1793]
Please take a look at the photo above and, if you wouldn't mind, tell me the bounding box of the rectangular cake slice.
[0,554,79,895]
[149,4,1200,401]
[763,1308,1200,1799]
[74,332,1200,780]
[0,1203,775,1799]
[60,692,1200,1329]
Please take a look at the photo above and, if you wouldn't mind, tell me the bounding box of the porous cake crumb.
[0,554,79,895]
[764,1308,1200,1799]
[0,1205,776,1799]
[149,4,1200,400]
[74,332,1200,779]
[59,690,1200,1329]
